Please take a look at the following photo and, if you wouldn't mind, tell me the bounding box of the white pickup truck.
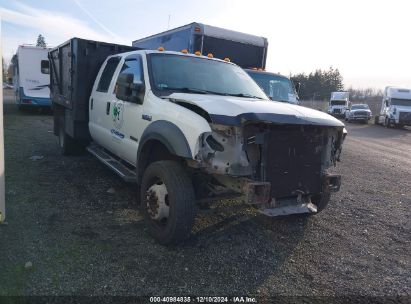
[50,38,346,245]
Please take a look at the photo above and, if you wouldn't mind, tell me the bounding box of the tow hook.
[324,174,341,192]
[244,181,271,205]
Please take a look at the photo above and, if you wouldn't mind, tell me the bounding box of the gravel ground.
[0,89,410,298]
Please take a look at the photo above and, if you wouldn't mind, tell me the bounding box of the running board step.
[86,144,137,183]
[258,202,317,217]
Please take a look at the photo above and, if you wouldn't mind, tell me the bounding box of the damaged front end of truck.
[184,103,347,216]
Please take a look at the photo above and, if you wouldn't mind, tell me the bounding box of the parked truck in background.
[245,69,299,104]
[374,86,411,128]
[132,22,300,104]
[50,37,346,245]
[11,45,52,110]
[328,91,350,118]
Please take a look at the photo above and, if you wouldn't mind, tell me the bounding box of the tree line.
[290,67,344,101]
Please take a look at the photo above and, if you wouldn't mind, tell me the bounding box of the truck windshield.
[246,71,296,103]
[330,100,346,106]
[391,98,411,106]
[148,53,268,99]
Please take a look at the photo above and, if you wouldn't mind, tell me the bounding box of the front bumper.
[242,174,341,216]
[349,115,371,121]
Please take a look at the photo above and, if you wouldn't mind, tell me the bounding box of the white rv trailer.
[12,45,51,109]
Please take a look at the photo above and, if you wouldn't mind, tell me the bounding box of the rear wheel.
[141,160,196,245]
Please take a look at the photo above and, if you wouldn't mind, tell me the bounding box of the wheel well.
[137,140,180,181]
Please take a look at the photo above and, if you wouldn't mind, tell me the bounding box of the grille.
[354,111,367,116]
[399,112,411,123]
[263,125,324,198]
[333,108,341,114]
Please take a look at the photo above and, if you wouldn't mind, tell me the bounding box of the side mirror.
[294,81,301,94]
[115,73,145,104]
[385,99,390,107]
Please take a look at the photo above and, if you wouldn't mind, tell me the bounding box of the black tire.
[140,160,196,245]
[311,191,331,213]
[58,116,79,155]
[374,116,379,125]
[384,117,390,128]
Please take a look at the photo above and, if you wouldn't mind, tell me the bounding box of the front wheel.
[384,117,390,128]
[140,160,196,245]
[310,191,331,213]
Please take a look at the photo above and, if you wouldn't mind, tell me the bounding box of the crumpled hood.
[169,93,344,127]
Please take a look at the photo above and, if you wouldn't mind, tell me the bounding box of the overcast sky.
[1,0,410,89]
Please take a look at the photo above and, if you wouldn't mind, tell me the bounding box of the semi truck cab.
[328,91,350,118]
[375,86,411,128]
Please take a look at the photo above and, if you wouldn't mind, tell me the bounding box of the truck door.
[89,56,121,151]
[111,55,146,165]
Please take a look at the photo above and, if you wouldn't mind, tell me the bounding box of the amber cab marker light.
[194,27,201,32]
[181,49,188,54]
[224,57,231,62]
[252,67,258,70]
[158,47,165,51]
[194,51,201,56]
[207,53,213,58]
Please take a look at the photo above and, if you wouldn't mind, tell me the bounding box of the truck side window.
[118,57,144,84]
[41,60,50,74]
[97,57,121,92]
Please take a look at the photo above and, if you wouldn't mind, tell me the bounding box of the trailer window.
[41,60,50,74]
[97,57,121,92]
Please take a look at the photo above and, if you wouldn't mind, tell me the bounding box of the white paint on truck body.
[89,50,344,169]
[377,86,411,126]
[89,50,212,165]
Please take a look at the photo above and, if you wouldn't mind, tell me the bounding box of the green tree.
[291,67,344,100]
[36,34,47,47]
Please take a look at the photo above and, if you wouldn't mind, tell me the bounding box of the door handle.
[106,101,110,115]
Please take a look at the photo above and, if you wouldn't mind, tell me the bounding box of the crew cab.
[50,38,346,245]
[344,103,372,123]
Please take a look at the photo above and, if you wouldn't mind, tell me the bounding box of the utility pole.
[0,20,5,223]
[167,15,171,30]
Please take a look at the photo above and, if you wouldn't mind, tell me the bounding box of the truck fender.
[137,120,192,160]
